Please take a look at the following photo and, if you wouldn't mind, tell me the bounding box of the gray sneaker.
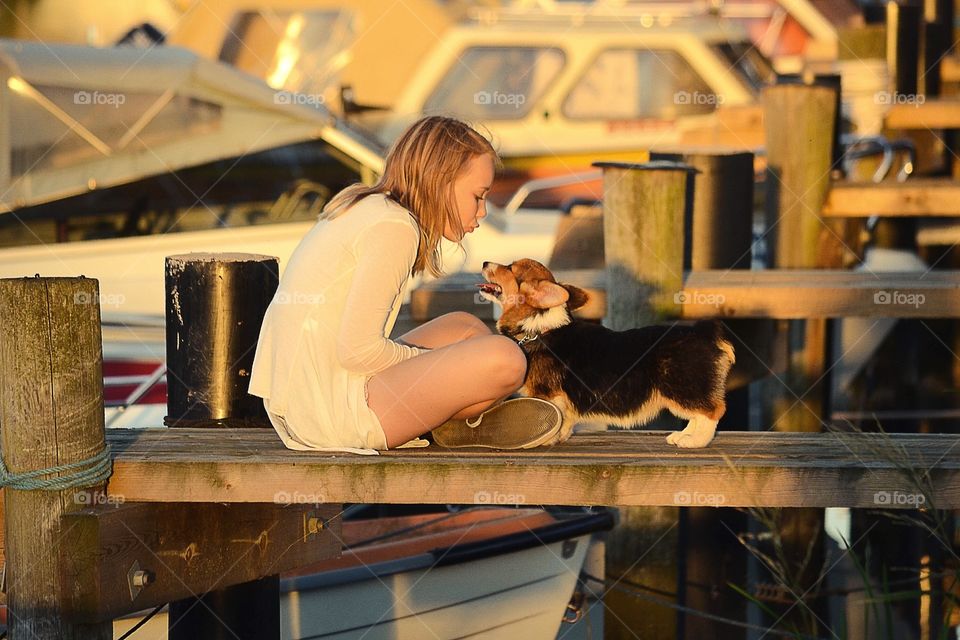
[431,397,563,449]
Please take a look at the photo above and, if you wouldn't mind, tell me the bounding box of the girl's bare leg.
[368,315,526,447]
[395,311,492,348]
[392,311,505,421]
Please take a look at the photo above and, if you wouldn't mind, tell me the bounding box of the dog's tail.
[696,319,736,365]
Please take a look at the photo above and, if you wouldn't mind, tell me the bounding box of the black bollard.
[164,252,281,640]
[887,1,922,98]
[164,252,278,427]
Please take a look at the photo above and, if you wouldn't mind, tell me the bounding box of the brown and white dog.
[477,259,735,448]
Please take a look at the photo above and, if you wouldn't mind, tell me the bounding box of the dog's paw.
[546,424,576,446]
[666,430,714,449]
[543,433,566,446]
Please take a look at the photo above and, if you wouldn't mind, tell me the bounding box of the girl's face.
[444,153,494,241]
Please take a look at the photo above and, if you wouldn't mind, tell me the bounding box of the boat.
[110,506,616,639]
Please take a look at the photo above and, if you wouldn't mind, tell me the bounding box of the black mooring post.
[922,0,956,176]
[164,253,281,640]
[887,1,922,98]
[164,253,277,427]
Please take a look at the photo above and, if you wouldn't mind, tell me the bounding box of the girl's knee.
[483,335,527,390]
[445,311,490,338]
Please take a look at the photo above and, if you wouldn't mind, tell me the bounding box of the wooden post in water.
[164,254,281,640]
[595,160,696,639]
[651,149,754,639]
[763,80,838,429]
[763,80,838,635]
[0,277,112,639]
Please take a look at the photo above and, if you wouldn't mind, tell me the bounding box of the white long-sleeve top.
[249,193,427,451]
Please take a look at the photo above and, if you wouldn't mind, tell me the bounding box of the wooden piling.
[762,80,839,636]
[651,149,755,639]
[763,83,838,271]
[763,79,838,430]
[597,161,694,329]
[650,149,753,271]
[595,160,695,639]
[164,254,282,640]
[0,277,112,639]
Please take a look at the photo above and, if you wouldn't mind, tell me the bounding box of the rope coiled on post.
[0,445,112,491]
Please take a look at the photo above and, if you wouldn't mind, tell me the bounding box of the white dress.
[249,194,428,454]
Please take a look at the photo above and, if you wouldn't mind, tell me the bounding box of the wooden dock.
[104,429,960,509]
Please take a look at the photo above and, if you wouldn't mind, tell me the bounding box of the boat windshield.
[8,82,221,178]
[423,46,565,120]
[219,10,357,102]
[710,41,777,92]
[563,48,718,120]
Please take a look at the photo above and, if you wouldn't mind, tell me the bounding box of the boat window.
[8,83,221,178]
[711,41,776,92]
[563,48,717,120]
[219,10,356,103]
[423,47,564,120]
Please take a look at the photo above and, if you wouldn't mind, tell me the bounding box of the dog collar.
[516,333,539,347]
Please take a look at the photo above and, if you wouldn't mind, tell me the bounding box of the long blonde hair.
[322,116,497,277]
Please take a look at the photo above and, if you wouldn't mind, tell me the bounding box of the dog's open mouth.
[476,283,502,297]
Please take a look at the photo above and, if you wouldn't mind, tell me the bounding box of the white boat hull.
[282,536,590,640]
[112,535,593,640]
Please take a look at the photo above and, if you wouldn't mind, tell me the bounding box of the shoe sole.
[432,398,562,449]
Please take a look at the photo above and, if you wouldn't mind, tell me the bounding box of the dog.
[476,259,735,448]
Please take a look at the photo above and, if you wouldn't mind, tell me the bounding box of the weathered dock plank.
[886,97,960,129]
[104,430,960,509]
[412,270,960,321]
[823,179,960,217]
[680,270,960,318]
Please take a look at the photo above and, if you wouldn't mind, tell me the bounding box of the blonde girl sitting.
[250,116,562,453]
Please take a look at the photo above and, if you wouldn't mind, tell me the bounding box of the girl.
[249,116,562,454]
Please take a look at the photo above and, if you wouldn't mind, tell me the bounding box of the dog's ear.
[561,284,589,311]
[520,280,569,309]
